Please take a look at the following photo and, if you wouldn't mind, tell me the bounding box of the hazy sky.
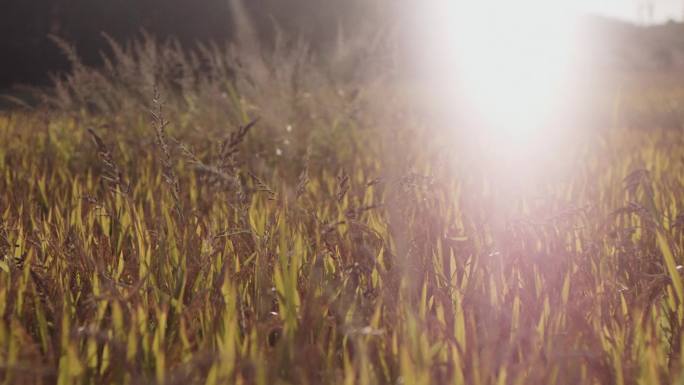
[579,0,682,23]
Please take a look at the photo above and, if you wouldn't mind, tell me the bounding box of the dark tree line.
[0,0,374,88]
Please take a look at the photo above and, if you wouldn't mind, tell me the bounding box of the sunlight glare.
[416,0,582,152]
[409,0,589,203]
[457,1,577,139]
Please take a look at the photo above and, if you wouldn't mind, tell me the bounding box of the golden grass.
[0,37,683,385]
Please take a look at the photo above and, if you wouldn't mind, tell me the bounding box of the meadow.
[0,33,684,385]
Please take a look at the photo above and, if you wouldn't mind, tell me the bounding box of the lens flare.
[456,1,577,136]
[412,0,586,180]
[407,0,593,208]
[460,4,577,137]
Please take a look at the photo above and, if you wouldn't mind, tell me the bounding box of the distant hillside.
[579,15,684,71]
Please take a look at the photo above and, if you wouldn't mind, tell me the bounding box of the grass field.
[0,35,684,385]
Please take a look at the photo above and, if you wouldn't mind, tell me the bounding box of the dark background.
[0,0,368,88]
[4,1,684,90]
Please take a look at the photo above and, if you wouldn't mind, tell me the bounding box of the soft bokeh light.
[406,0,603,216]
[453,1,578,139]
[411,0,588,175]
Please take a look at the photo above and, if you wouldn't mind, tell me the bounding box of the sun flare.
[458,2,578,134]
[417,0,582,148]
